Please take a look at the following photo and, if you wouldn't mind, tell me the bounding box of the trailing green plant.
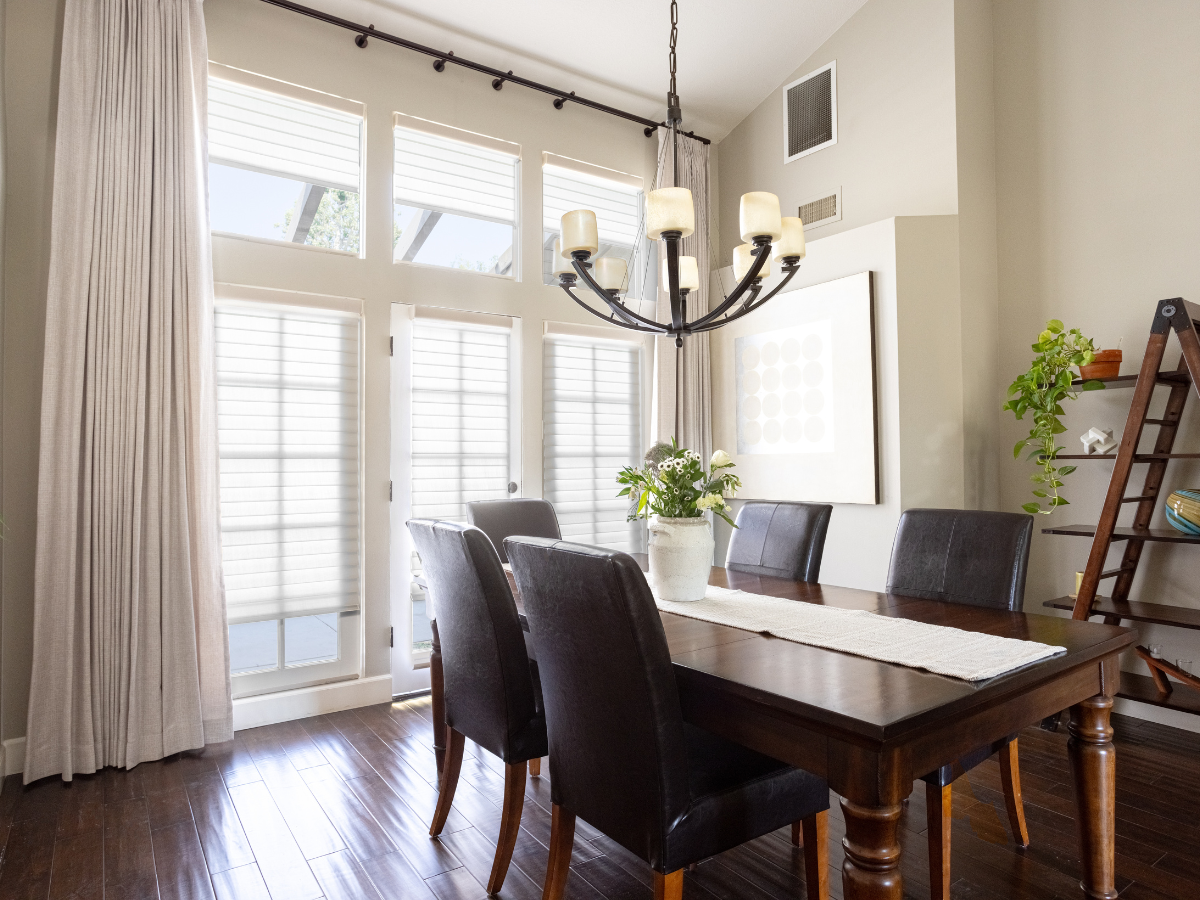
[617,439,741,527]
[1003,319,1104,515]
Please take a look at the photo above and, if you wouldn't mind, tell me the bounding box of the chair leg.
[486,760,527,893]
[541,803,576,900]
[429,726,465,836]
[999,739,1031,848]
[926,782,951,900]
[800,810,829,900]
[529,756,542,777]
[653,870,683,900]
[791,820,803,847]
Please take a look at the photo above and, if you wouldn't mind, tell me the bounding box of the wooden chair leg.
[653,870,683,900]
[926,782,951,900]
[800,810,829,900]
[791,820,803,847]
[429,726,464,836]
[541,803,576,900]
[999,739,1031,848]
[487,760,527,893]
[529,756,542,777]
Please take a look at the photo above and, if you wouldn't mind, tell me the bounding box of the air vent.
[798,187,842,231]
[783,62,836,163]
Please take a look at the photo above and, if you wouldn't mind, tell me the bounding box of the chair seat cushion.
[921,734,1016,787]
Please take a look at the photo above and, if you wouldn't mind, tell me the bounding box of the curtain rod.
[257,0,712,145]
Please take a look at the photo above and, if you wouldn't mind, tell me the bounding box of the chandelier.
[554,1,806,347]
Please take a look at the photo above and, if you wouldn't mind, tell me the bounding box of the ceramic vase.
[1166,489,1200,536]
[648,516,714,602]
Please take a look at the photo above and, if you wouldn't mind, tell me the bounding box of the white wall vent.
[783,61,836,164]
[798,186,842,231]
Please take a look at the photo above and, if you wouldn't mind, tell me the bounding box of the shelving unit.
[1041,297,1200,716]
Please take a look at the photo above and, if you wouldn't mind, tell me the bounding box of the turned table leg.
[840,797,903,900]
[1069,692,1118,900]
[430,619,446,780]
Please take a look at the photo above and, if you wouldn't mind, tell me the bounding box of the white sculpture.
[1080,427,1118,455]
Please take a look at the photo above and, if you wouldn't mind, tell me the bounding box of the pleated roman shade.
[542,154,643,246]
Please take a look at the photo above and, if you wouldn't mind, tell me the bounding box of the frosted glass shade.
[774,216,806,260]
[646,187,695,239]
[594,256,628,291]
[561,209,599,254]
[662,256,700,292]
[733,243,772,282]
[552,238,575,276]
[739,191,783,242]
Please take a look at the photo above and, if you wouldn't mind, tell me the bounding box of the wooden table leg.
[840,797,903,899]
[430,619,446,780]
[1068,691,1118,900]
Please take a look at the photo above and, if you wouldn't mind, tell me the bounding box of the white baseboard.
[232,674,393,731]
[3,737,25,777]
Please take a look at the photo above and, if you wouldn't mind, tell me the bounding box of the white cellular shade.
[208,77,362,193]
[411,319,512,521]
[543,165,642,245]
[216,304,361,625]
[543,336,642,551]
[394,127,518,224]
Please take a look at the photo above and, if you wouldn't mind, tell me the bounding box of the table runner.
[655,585,1065,681]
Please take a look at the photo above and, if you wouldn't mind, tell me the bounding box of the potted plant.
[1003,319,1104,514]
[617,440,741,601]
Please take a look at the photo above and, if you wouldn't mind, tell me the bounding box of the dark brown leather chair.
[466,498,561,563]
[406,519,547,895]
[725,500,833,581]
[505,536,830,900]
[887,508,1034,900]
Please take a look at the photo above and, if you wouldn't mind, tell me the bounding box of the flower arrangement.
[617,439,741,527]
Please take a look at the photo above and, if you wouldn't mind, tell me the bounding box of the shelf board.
[1071,373,1191,389]
[1117,671,1200,716]
[1041,524,1200,544]
[1043,596,1200,631]
[1049,452,1200,460]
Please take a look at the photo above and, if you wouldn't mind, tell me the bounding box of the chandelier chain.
[668,0,678,104]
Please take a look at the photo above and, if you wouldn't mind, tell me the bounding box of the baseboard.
[1115,697,1200,735]
[3,737,25,777]
[232,674,393,731]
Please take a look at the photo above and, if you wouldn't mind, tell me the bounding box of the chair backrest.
[466,498,562,563]
[504,536,691,862]
[406,519,538,761]
[885,508,1034,611]
[725,501,833,582]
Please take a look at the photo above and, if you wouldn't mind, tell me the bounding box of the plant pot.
[1079,349,1122,380]
[647,516,714,602]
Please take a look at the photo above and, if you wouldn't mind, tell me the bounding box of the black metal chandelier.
[555,1,807,347]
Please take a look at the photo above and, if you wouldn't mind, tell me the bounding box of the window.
[542,154,647,295]
[208,64,363,253]
[215,290,362,696]
[543,328,644,551]
[393,115,519,275]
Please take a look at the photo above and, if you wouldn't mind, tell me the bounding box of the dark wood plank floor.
[1,699,1197,900]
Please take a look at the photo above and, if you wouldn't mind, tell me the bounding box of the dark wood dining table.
[425,558,1135,900]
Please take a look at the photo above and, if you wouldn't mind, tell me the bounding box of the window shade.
[208,77,362,192]
[543,335,642,551]
[543,164,642,245]
[411,317,512,521]
[394,126,518,224]
[216,303,361,625]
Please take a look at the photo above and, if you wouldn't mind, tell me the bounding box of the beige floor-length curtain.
[654,130,713,461]
[24,0,232,783]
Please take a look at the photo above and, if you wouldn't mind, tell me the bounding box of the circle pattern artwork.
[735,321,834,455]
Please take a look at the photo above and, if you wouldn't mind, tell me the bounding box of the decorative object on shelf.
[1080,427,1118,455]
[1080,348,1122,380]
[618,440,740,602]
[1004,319,1104,514]
[554,0,805,349]
[1166,488,1200,535]
[1068,570,1084,599]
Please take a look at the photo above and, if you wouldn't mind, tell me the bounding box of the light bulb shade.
[593,256,628,291]
[552,238,575,276]
[662,255,701,292]
[733,243,772,282]
[739,191,783,242]
[774,216,806,260]
[646,187,695,239]
[561,209,599,254]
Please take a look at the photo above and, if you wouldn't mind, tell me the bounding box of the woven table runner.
[655,585,1065,681]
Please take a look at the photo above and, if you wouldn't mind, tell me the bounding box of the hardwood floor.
[1,700,1197,900]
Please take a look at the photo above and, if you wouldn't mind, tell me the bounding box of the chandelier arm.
[559,284,666,334]
[688,271,799,333]
[741,263,801,310]
[569,259,667,330]
[684,242,772,328]
[688,284,762,333]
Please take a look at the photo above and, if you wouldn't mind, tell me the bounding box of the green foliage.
[276,188,361,254]
[616,439,741,527]
[451,253,501,273]
[1002,319,1104,514]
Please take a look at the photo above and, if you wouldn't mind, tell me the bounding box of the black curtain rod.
[257,0,711,145]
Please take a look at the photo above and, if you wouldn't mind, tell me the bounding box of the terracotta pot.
[1079,349,1121,380]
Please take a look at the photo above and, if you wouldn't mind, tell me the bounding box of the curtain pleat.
[24,0,232,784]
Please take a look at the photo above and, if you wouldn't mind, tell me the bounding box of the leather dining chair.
[886,508,1035,900]
[406,519,547,896]
[505,536,830,900]
[466,497,561,563]
[725,500,833,581]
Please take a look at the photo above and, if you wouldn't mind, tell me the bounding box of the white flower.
[683,449,701,462]
[710,449,732,468]
[695,493,726,511]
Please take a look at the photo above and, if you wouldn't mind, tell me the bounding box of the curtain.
[24,0,232,783]
[654,131,713,462]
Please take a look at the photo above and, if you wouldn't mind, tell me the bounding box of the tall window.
[216,295,362,695]
[393,115,519,275]
[208,65,363,253]
[543,330,643,551]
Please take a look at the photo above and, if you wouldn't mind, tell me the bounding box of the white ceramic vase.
[648,516,714,602]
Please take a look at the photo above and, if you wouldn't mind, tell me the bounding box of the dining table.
[424,556,1135,900]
